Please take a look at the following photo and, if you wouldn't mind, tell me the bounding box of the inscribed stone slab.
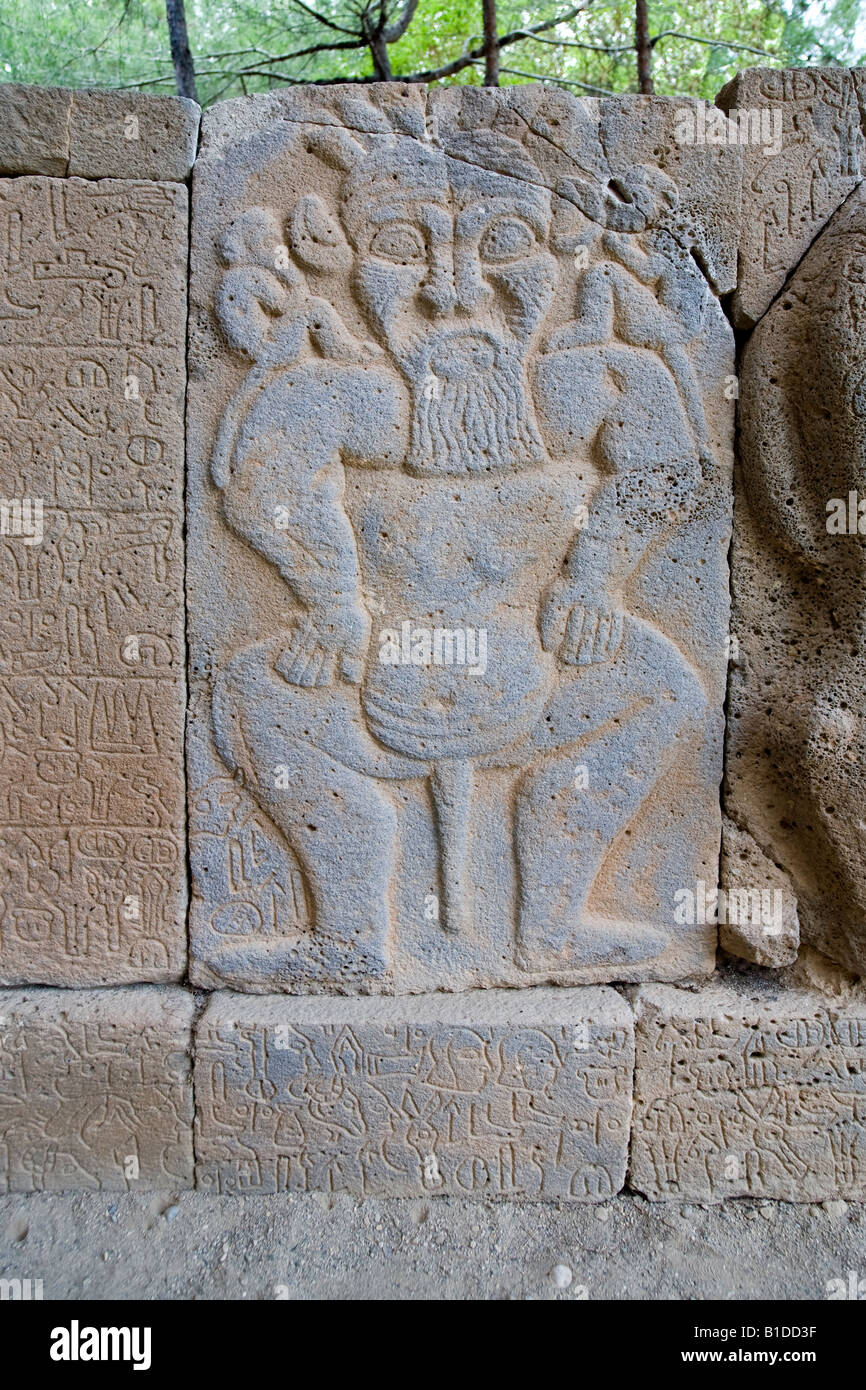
[0,985,194,1192]
[717,67,864,327]
[195,985,632,1199]
[0,176,188,984]
[726,182,866,977]
[631,982,866,1201]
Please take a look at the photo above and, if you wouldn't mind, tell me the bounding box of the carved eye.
[479,216,534,262]
[369,223,426,263]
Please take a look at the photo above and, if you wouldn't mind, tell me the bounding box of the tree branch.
[495,63,617,95]
[635,0,653,94]
[287,0,361,38]
[519,31,637,54]
[231,37,369,75]
[649,29,778,57]
[401,3,593,83]
[382,0,419,43]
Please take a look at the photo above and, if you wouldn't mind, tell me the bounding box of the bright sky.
[802,0,866,59]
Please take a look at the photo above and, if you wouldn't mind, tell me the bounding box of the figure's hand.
[541,582,624,666]
[275,602,370,687]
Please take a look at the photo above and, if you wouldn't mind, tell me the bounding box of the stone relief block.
[0,176,188,984]
[631,982,866,1201]
[194,985,632,1199]
[726,182,866,977]
[0,85,72,177]
[717,67,865,327]
[187,84,739,994]
[719,816,799,968]
[0,985,194,1192]
[0,85,200,181]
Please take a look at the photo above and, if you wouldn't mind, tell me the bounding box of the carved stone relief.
[188,85,739,993]
[726,182,866,976]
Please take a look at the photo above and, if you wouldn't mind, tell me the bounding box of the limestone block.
[0,176,188,984]
[0,85,199,180]
[717,67,864,327]
[726,182,866,976]
[67,91,200,182]
[719,816,799,967]
[0,986,194,1192]
[631,981,866,1201]
[0,85,72,177]
[195,986,632,1199]
[187,83,738,994]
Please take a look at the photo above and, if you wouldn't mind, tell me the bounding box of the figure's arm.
[601,231,664,288]
[219,362,405,685]
[541,451,701,666]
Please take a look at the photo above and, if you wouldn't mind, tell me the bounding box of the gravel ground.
[1,1191,864,1300]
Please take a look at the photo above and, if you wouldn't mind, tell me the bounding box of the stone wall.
[1,74,865,1202]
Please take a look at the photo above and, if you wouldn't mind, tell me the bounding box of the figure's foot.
[516,916,666,973]
[200,931,388,992]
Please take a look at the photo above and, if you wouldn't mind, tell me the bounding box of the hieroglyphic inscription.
[0,177,187,983]
[631,984,866,1201]
[717,67,865,326]
[0,986,194,1192]
[194,987,633,1199]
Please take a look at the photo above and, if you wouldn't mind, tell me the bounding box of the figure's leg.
[515,616,706,970]
[210,637,413,983]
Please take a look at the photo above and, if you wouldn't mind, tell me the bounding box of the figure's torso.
[344,459,592,760]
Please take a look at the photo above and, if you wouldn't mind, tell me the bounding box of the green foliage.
[0,0,863,104]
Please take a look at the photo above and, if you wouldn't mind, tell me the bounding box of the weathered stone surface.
[0,84,72,177]
[631,981,866,1202]
[0,176,188,984]
[719,816,799,967]
[67,91,200,182]
[195,985,632,1199]
[717,67,864,327]
[726,182,866,977]
[0,85,199,180]
[0,986,194,1192]
[187,84,738,994]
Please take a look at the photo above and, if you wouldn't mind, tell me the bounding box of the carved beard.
[404,330,547,475]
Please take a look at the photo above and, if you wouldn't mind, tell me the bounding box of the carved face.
[428,1028,490,1092]
[342,143,556,474]
[501,1030,559,1090]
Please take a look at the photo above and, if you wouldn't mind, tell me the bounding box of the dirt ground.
[1,1190,864,1300]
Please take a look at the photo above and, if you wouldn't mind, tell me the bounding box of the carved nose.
[421,247,492,316]
[420,268,458,316]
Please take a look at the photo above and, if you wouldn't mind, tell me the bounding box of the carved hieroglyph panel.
[0,176,188,984]
[717,67,865,328]
[195,986,632,1200]
[726,183,866,977]
[631,983,866,1201]
[188,84,740,994]
[0,986,194,1192]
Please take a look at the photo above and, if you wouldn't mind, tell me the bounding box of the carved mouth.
[428,332,498,381]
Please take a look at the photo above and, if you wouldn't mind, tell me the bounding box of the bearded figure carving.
[188,86,735,992]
